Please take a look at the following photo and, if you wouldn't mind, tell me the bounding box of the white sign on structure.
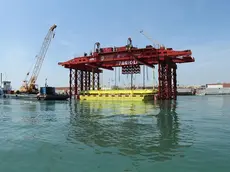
[117,60,138,66]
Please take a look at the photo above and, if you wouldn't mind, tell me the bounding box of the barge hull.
[6,94,37,100]
[79,89,157,101]
[37,94,69,100]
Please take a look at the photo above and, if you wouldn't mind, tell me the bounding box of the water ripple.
[0,96,230,171]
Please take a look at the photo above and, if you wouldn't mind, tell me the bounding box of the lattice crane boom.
[28,24,57,85]
[140,30,164,48]
[19,24,57,93]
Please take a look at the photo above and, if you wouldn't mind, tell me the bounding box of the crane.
[140,30,165,48]
[19,24,57,94]
[140,30,164,88]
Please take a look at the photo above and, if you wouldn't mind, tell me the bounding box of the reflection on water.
[1,97,230,171]
[39,101,57,123]
[39,101,56,112]
[68,100,193,162]
[19,101,58,124]
[0,99,12,122]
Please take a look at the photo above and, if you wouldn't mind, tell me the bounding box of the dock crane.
[140,30,164,88]
[140,30,165,48]
[18,24,57,94]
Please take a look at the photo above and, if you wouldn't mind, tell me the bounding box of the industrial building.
[55,87,69,94]
[206,83,230,89]
[201,83,230,95]
[0,73,12,94]
[2,81,12,93]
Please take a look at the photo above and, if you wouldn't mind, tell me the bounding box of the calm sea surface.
[0,96,230,172]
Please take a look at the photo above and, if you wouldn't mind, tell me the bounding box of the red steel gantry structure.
[58,38,195,100]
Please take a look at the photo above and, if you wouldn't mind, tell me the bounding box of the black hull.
[37,94,69,100]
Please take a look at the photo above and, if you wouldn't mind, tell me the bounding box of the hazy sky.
[0,0,230,90]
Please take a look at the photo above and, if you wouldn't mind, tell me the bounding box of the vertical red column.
[75,69,78,99]
[158,61,167,100]
[69,68,72,99]
[158,60,175,100]
[166,62,172,100]
[158,61,162,99]
[77,70,81,97]
[92,71,95,90]
[88,72,91,90]
[172,64,177,100]
[162,62,167,99]
[97,73,100,90]
[93,72,99,90]
[80,70,84,91]
[85,71,88,91]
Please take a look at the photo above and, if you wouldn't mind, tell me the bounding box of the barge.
[8,94,37,100]
[5,87,69,101]
[36,86,69,100]
[79,89,158,101]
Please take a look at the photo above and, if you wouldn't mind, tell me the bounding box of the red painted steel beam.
[87,56,194,68]
[63,64,102,73]
[132,55,154,68]
[86,63,114,71]
[59,55,194,69]
[58,48,194,66]
[58,43,195,72]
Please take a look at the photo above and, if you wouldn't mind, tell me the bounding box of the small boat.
[36,86,69,101]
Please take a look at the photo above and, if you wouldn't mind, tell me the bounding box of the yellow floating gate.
[79,89,158,101]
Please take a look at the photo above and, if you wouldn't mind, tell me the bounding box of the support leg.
[77,70,81,96]
[85,71,88,91]
[92,71,95,90]
[69,68,76,99]
[143,65,145,89]
[158,60,176,100]
[158,62,161,99]
[80,70,84,91]
[162,62,168,99]
[93,72,99,90]
[88,72,91,90]
[166,62,172,100]
[97,73,100,90]
[172,64,177,100]
[75,69,78,99]
[69,68,72,99]
[71,69,76,97]
[158,61,166,100]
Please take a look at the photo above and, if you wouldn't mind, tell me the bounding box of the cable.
[115,67,117,87]
[118,67,120,82]
[143,65,145,88]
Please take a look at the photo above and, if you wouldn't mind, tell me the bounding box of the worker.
[95,42,100,53]
[126,37,133,50]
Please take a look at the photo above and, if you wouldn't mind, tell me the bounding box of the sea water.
[0,96,229,172]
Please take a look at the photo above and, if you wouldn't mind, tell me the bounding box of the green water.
[0,96,229,171]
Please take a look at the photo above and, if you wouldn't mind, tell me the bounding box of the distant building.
[55,87,69,94]
[206,83,230,89]
[2,81,12,93]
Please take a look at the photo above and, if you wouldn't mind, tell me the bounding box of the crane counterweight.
[18,24,57,94]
